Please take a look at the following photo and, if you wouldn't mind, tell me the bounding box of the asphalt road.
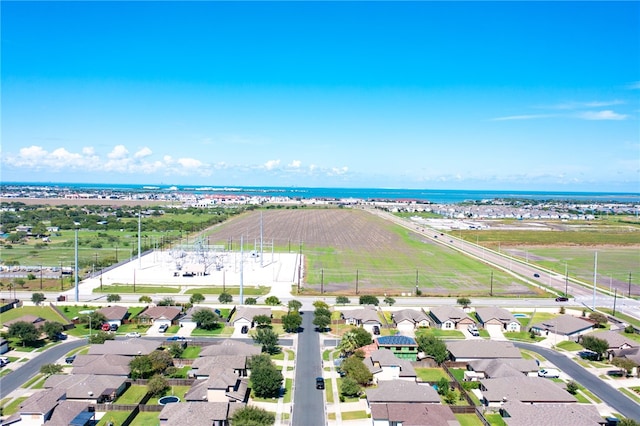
[514,342,640,420]
[291,311,325,426]
[0,338,87,399]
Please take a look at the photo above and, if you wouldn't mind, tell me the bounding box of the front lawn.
[0,397,28,416]
[340,411,369,420]
[417,329,465,339]
[504,331,544,342]
[190,325,233,336]
[483,413,507,426]
[555,341,582,351]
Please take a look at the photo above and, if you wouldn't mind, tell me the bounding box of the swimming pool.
[513,313,529,318]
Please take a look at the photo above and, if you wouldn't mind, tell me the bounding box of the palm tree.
[337,331,360,357]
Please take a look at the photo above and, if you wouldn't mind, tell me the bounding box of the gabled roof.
[467,358,538,378]
[584,330,640,349]
[233,306,271,323]
[342,307,381,324]
[97,305,128,321]
[192,355,248,375]
[475,307,518,324]
[87,338,161,356]
[45,401,91,426]
[4,314,47,328]
[530,314,594,336]
[429,306,472,324]
[447,340,522,360]
[392,309,429,324]
[158,402,245,426]
[501,401,603,426]
[71,354,131,376]
[366,380,440,403]
[480,376,577,403]
[376,335,417,347]
[199,339,262,357]
[19,388,66,415]
[370,403,460,426]
[367,349,417,377]
[138,306,182,321]
[44,374,126,399]
[611,347,640,363]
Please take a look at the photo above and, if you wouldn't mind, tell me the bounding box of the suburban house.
[608,347,640,376]
[46,400,94,426]
[366,380,441,404]
[391,309,430,334]
[96,305,129,327]
[180,306,223,328]
[475,307,521,333]
[199,339,262,358]
[8,388,66,426]
[158,401,245,426]
[184,367,250,403]
[137,306,182,327]
[375,335,419,360]
[364,348,417,382]
[191,355,250,379]
[582,330,640,351]
[43,374,127,404]
[479,376,577,406]
[3,315,47,330]
[446,340,522,362]
[530,315,595,339]
[87,338,161,356]
[341,307,382,334]
[231,306,272,334]
[465,358,539,381]
[370,403,460,426]
[70,354,131,376]
[428,306,475,330]
[0,337,8,354]
[499,401,606,426]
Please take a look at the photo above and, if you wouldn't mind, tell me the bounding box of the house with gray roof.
[465,358,539,381]
[391,309,430,334]
[199,339,262,358]
[446,340,522,362]
[366,380,440,404]
[475,307,521,333]
[3,314,47,329]
[191,355,250,379]
[582,330,639,351]
[44,374,127,403]
[137,306,182,326]
[342,307,382,334]
[46,400,93,426]
[479,376,577,407]
[231,306,271,333]
[184,367,249,403]
[180,306,223,327]
[499,401,605,426]
[159,401,245,426]
[70,354,131,376]
[87,338,161,356]
[15,388,66,426]
[365,348,417,382]
[96,305,129,327]
[608,347,640,377]
[370,403,460,426]
[429,306,475,331]
[530,314,594,338]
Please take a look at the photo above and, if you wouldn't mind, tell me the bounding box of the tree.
[149,350,173,374]
[314,307,331,318]
[566,380,579,395]
[130,355,154,379]
[416,334,449,364]
[340,355,373,385]
[282,312,302,333]
[245,297,257,305]
[336,296,350,305]
[443,389,459,405]
[313,312,331,331]
[340,376,361,397]
[89,331,115,344]
[190,293,205,304]
[436,377,450,395]
[139,295,152,303]
[253,314,272,327]
[358,295,379,306]
[40,363,63,376]
[249,354,283,398]
[252,328,280,354]
[313,300,329,310]
[218,292,233,304]
[43,321,64,340]
[230,405,275,426]
[383,296,396,306]
[351,327,373,348]
[31,292,46,306]
[624,325,635,334]
[287,299,302,312]
[456,297,471,308]
[580,335,609,360]
[83,311,108,330]
[167,342,184,358]
[611,357,637,376]
[157,297,175,306]
[147,374,169,397]
[589,312,608,328]
[106,294,121,302]
[8,321,40,347]
[620,419,640,426]
[337,331,360,357]
[265,296,281,306]
[192,308,220,330]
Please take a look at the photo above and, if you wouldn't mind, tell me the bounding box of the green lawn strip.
[146,385,191,405]
[0,305,69,323]
[322,349,331,361]
[555,341,582,351]
[283,378,292,403]
[184,286,269,296]
[94,285,180,294]
[340,411,369,420]
[327,413,336,421]
[577,385,602,403]
[483,413,507,426]
[115,385,148,404]
[190,326,233,336]
[128,411,160,425]
[58,305,102,322]
[1,396,28,416]
[0,369,12,378]
[449,368,465,382]
[181,346,201,359]
[619,388,640,404]
[114,323,151,334]
[418,329,465,339]
[30,374,49,389]
[97,411,132,425]
[22,373,45,389]
[415,367,449,382]
[325,378,334,403]
[505,331,544,342]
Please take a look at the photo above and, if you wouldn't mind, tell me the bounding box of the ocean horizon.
[2,181,639,204]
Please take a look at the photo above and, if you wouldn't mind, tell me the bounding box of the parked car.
[65,355,76,364]
[158,324,169,333]
[55,333,68,340]
[166,336,186,341]
[0,357,10,367]
[467,325,480,336]
[101,323,111,332]
[241,325,249,334]
[372,325,380,335]
[125,332,141,338]
[109,323,118,332]
[315,377,325,390]
[538,368,560,378]
[555,296,569,302]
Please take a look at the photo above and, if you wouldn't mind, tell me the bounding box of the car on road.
[538,368,560,378]
[166,336,186,341]
[65,355,76,364]
[578,350,599,360]
[533,273,540,278]
[555,296,569,302]
[55,333,67,340]
[125,332,141,338]
[315,377,325,390]
[158,324,169,333]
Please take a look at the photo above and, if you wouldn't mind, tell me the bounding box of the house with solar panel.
[375,335,419,360]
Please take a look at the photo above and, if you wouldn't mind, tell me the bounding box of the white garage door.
[485,323,502,333]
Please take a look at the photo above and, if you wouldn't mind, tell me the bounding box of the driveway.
[486,327,507,341]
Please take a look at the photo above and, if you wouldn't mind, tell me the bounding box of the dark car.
[316,377,325,390]
[55,333,68,340]
[65,355,76,364]
[109,323,118,332]
[555,296,569,302]
[166,336,186,341]
[372,326,380,335]
[241,325,249,334]
[533,273,540,278]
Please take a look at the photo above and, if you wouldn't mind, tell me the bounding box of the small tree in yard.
[443,389,459,405]
[589,312,608,328]
[340,377,361,398]
[340,355,373,385]
[139,295,152,303]
[167,342,184,358]
[416,334,449,364]
[245,297,257,305]
[566,380,579,394]
[230,405,275,426]
[612,357,637,376]
[252,328,280,354]
[248,354,283,398]
[190,293,205,304]
[89,331,115,344]
[147,374,169,397]
[313,312,331,331]
[218,292,233,304]
[265,296,280,306]
[31,292,46,306]
[313,300,329,310]
[253,314,272,327]
[157,296,175,306]
[106,294,121,302]
[84,311,108,330]
[130,355,154,379]
[456,297,471,308]
[40,363,63,376]
[336,296,350,305]
[192,309,220,330]
[8,321,40,347]
[620,419,640,426]
[383,296,396,306]
[287,299,302,312]
[43,321,64,340]
[436,377,450,395]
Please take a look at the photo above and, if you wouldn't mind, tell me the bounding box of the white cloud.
[134,147,153,158]
[288,160,301,168]
[108,145,129,159]
[177,158,203,169]
[546,100,624,110]
[577,110,628,120]
[328,166,348,176]
[82,147,95,155]
[264,159,280,170]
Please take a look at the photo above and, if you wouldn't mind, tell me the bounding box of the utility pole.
[490,271,493,296]
[321,269,324,294]
[355,269,359,295]
[565,263,569,297]
[415,269,419,295]
[74,228,79,303]
[613,288,618,316]
[629,273,633,298]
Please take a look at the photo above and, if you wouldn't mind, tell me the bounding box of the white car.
[538,368,560,378]
[125,332,141,338]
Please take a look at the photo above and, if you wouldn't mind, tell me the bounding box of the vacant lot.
[206,208,538,296]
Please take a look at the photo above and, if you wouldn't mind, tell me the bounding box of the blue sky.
[2,1,639,192]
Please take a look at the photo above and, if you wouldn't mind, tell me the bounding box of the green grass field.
[97,411,132,426]
[115,385,148,404]
[415,367,449,382]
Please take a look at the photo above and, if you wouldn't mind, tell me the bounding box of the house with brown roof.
[428,306,475,331]
[87,338,161,356]
[96,305,129,327]
[530,314,594,339]
[475,307,521,333]
[199,339,262,358]
[70,354,131,377]
[479,376,577,407]
[3,314,47,329]
[341,307,382,335]
[582,330,639,351]
[44,400,94,426]
[446,340,522,362]
[14,388,66,426]
[191,355,250,379]
[499,401,606,426]
[370,403,461,426]
[184,367,249,403]
[364,348,417,382]
[158,401,245,426]
[391,309,430,334]
[465,358,539,381]
[44,374,127,403]
[231,306,272,333]
[366,380,441,404]
[137,306,182,327]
